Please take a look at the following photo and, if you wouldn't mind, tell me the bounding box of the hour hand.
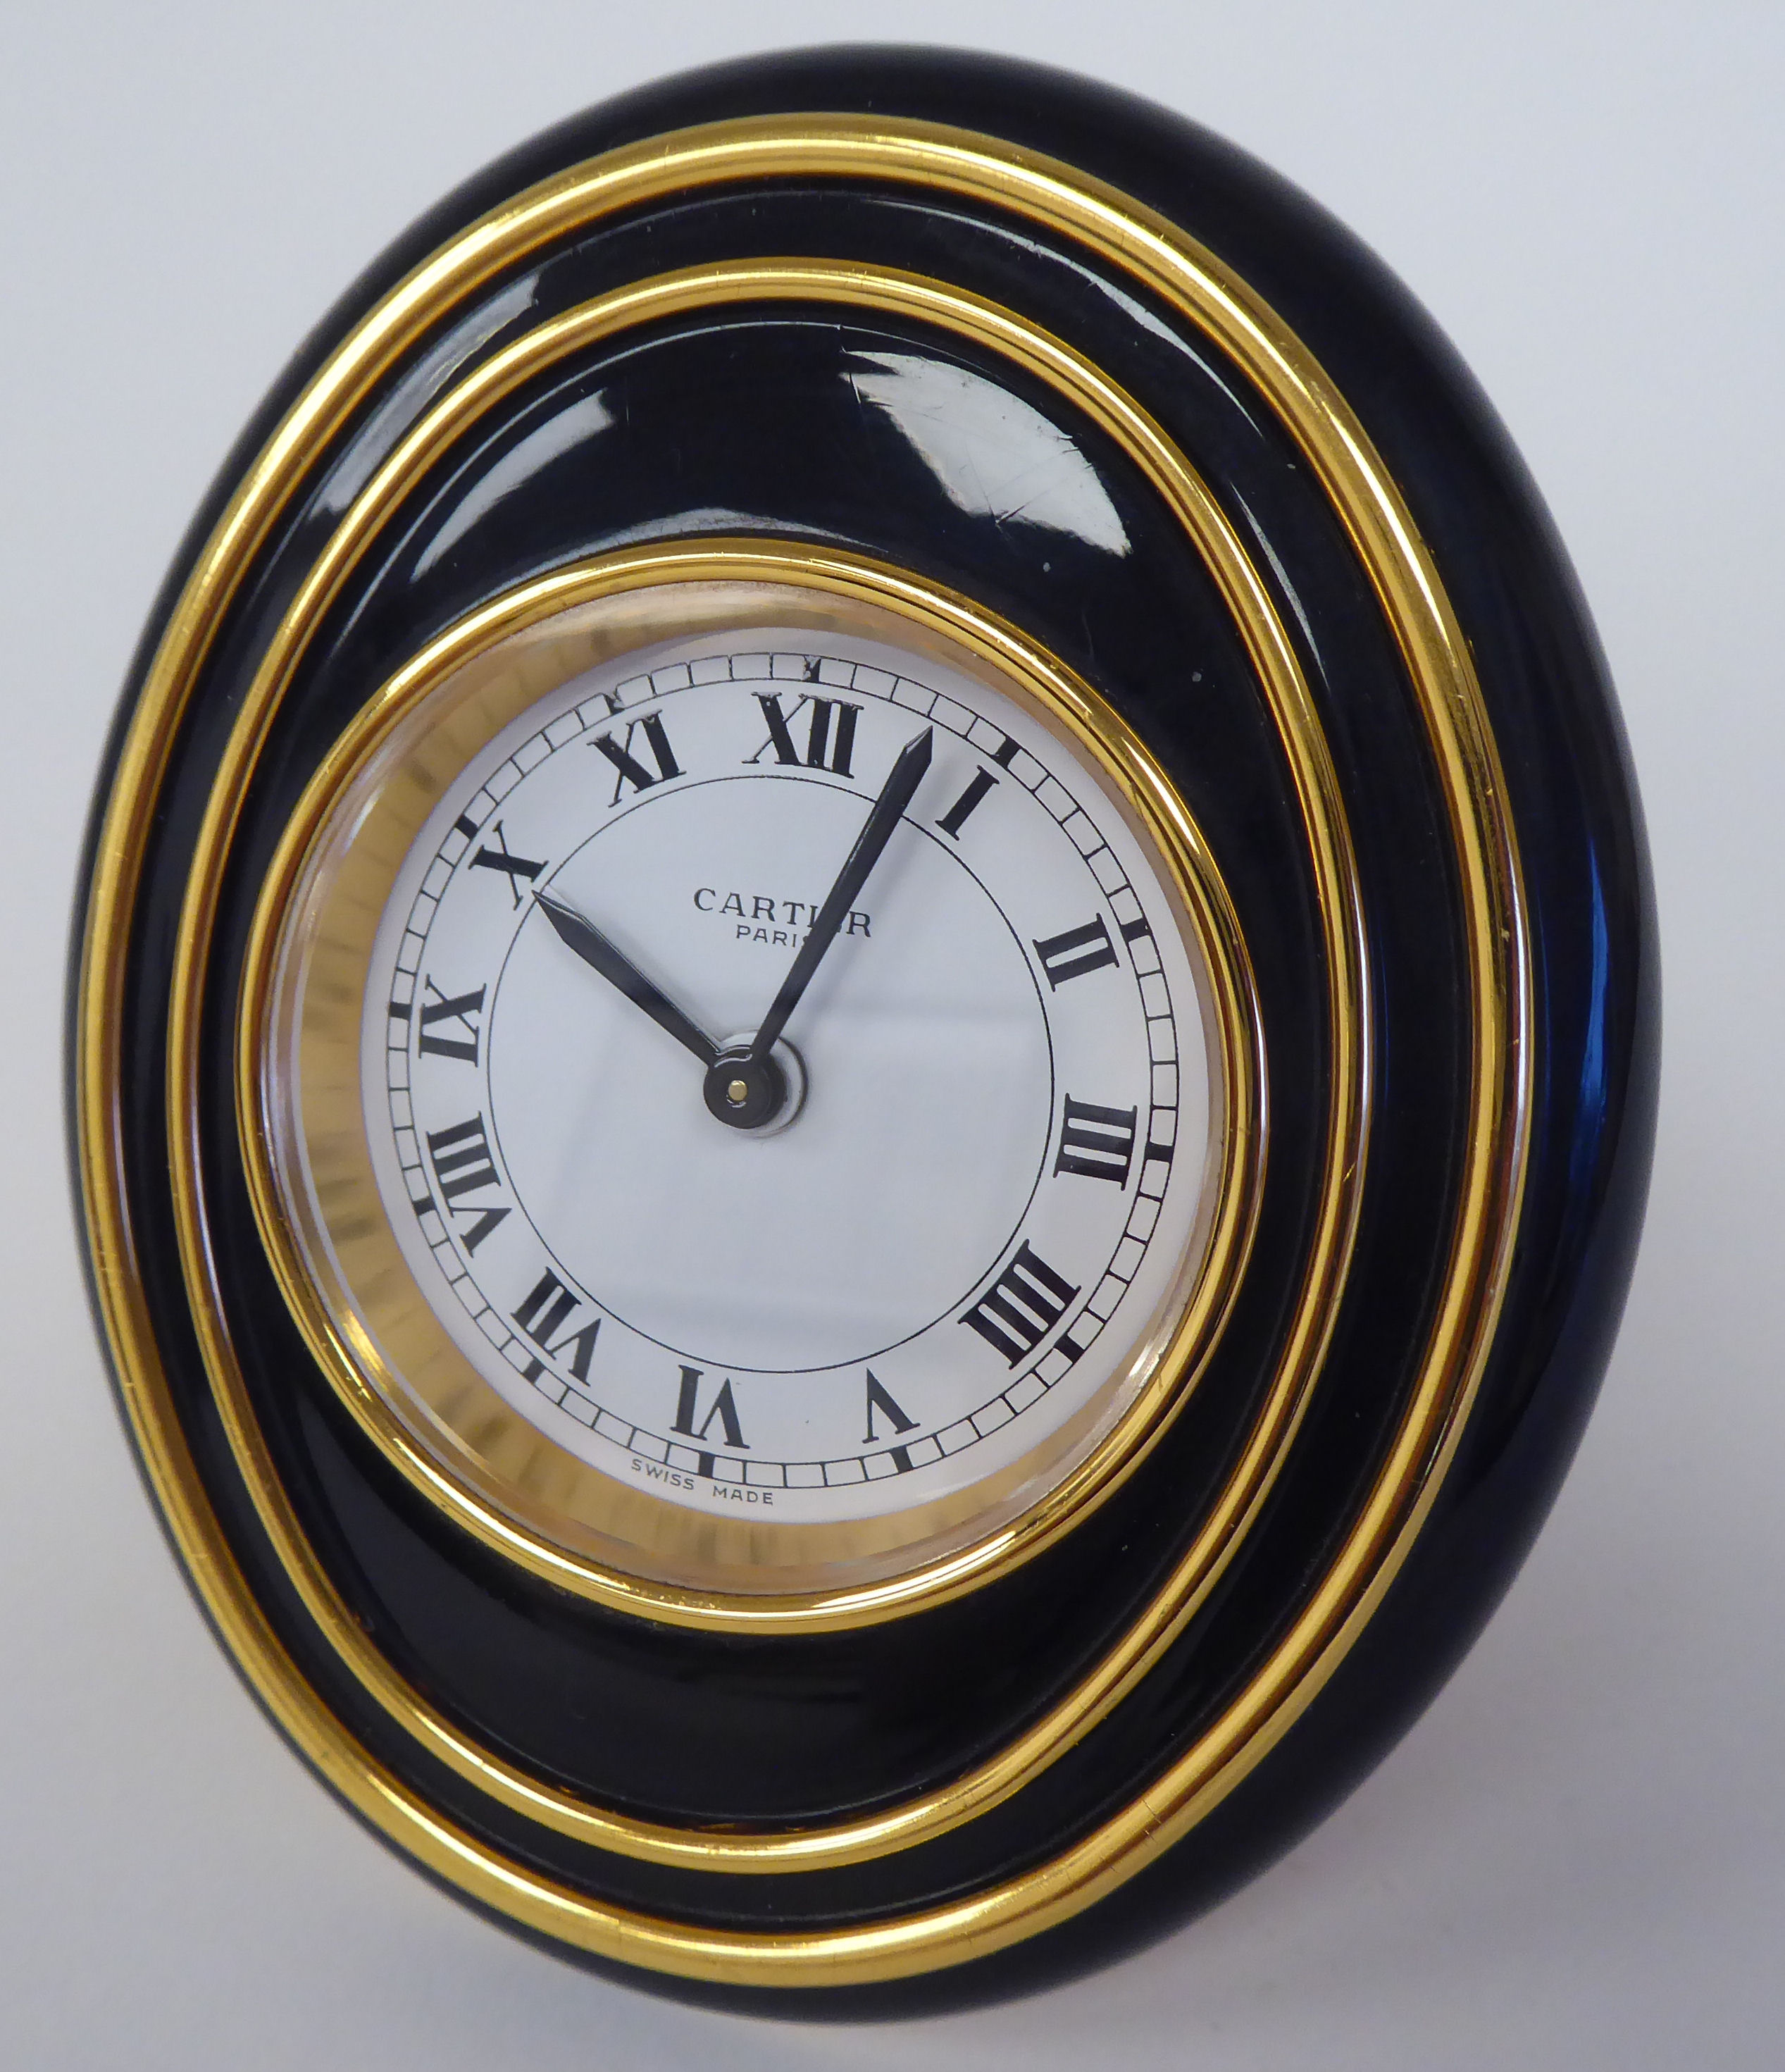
[533,888,720,1069]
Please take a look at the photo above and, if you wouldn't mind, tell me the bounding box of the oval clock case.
[68,47,1657,2008]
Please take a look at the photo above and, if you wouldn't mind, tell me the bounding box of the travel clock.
[70,49,1657,2002]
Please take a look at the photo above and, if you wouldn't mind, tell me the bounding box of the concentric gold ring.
[241,550,1267,1627]
[185,256,1360,1641]
[73,116,1527,1981]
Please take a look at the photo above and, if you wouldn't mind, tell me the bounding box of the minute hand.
[747,727,934,1061]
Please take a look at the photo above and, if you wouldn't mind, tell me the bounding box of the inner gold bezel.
[242,546,1264,1628]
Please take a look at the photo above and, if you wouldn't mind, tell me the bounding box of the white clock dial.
[356,625,1212,1526]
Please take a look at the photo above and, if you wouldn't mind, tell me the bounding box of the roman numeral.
[750,691,860,776]
[864,1369,917,1444]
[421,1114,510,1252]
[960,1241,1081,1366]
[592,714,681,800]
[935,767,997,838]
[416,978,485,1062]
[1053,1096,1139,1186]
[671,1365,748,1452]
[1032,916,1118,989]
[466,819,545,907]
[511,1269,599,1386]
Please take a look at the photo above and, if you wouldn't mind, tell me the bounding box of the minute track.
[374,628,1204,1523]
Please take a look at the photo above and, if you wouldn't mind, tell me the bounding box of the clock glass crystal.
[256,581,1235,1610]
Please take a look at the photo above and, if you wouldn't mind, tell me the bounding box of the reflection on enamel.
[847,350,1131,555]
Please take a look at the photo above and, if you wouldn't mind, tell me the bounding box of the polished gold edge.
[183,253,1359,1866]
[242,552,1266,1629]
[150,241,1360,1860]
[74,116,1526,1978]
[199,253,1323,1637]
[171,228,1364,1849]
[168,257,1349,1599]
[232,548,1277,1872]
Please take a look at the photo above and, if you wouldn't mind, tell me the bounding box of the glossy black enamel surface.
[71,48,1655,2007]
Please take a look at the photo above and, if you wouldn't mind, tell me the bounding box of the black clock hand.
[747,727,933,1063]
[533,887,720,1069]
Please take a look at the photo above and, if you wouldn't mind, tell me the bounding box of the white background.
[4,4,1779,2066]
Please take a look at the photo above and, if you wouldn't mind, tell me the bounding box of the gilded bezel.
[71,112,1531,1983]
[244,553,1262,1625]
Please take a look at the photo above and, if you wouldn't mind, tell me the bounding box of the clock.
[69,49,1657,2003]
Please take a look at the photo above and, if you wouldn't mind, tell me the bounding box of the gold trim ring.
[183,256,1357,1859]
[203,254,1337,1635]
[240,548,1269,1629]
[224,546,1274,1873]
[74,116,1529,1983]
